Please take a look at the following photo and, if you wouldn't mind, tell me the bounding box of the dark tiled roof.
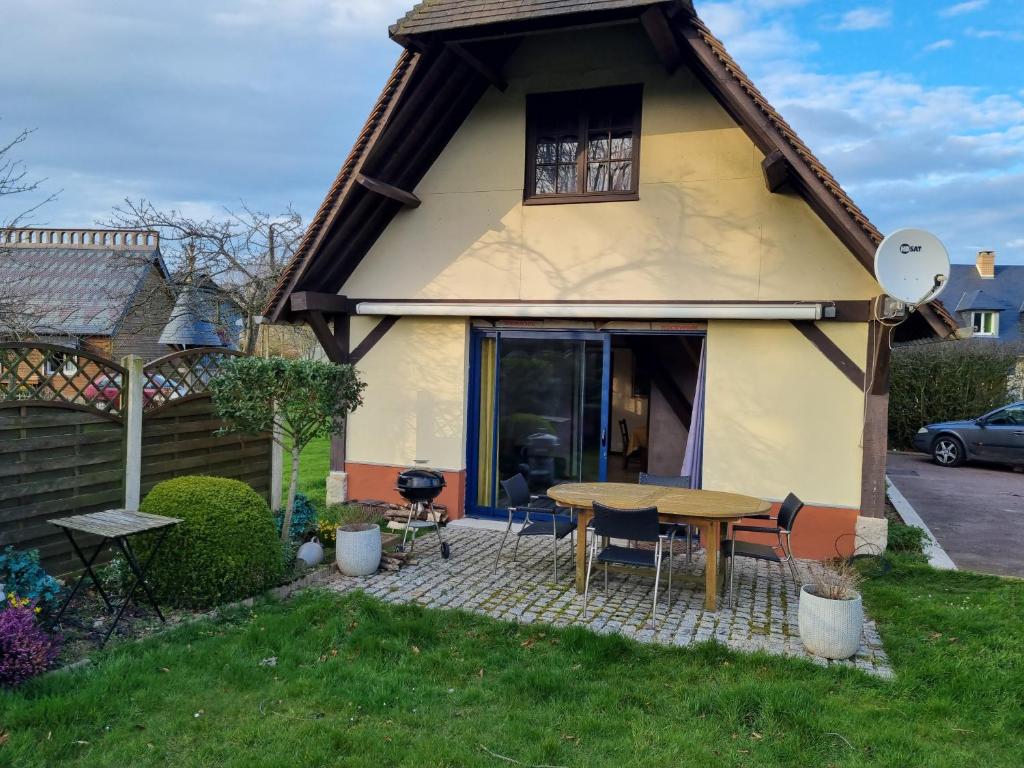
[159,284,229,347]
[0,245,161,336]
[392,0,660,37]
[943,264,1024,342]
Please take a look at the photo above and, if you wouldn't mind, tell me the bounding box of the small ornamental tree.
[210,357,365,541]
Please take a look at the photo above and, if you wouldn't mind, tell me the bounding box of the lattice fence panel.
[141,347,243,412]
[0,343,127,421]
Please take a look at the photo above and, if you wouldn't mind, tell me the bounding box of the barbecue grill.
[396,467,450,559]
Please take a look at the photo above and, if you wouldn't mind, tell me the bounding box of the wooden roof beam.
[640,6,682,74]
[356,174,422,209]
[761,149,791,192]
[446,41,508,91]
[289,292,350,314]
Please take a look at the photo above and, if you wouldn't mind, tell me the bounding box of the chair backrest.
[501,473,531,509]
[618,419,629,447]
[591,501,661,542]
[777,492,804,532]
[638,472,691,489]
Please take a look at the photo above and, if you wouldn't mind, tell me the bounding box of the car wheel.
[933,435,965,467]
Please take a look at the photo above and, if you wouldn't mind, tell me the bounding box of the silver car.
[912,401,1024,468]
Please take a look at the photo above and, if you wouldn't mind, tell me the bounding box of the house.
[942,251,1024,343]
[0,228,176,364]
[266,0,955,558]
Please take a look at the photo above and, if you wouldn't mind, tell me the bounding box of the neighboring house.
[266,0,953,558]
[942,251,1024,343]
[161,273,244,350]
[0,227,176,362]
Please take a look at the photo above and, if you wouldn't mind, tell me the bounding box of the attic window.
[971,311,998,337]
[525,84,642,204]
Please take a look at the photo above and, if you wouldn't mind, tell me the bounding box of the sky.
[0,0,1022,265]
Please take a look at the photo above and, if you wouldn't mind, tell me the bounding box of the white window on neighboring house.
[971,311,998,337]
[44,351,77,377]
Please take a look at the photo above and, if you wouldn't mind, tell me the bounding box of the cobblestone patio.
[326,525,892,678]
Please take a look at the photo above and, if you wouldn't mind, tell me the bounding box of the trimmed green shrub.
[887,521,927,558]
[889,341,1023,449]
[138,476,283,609]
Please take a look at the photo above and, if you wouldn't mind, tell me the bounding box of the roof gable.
[943,263,1024,341]
[267,1,954,338]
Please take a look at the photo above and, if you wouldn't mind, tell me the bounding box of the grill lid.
[397,468,446,489]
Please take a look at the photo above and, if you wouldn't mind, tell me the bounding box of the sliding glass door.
[471,331,610,513]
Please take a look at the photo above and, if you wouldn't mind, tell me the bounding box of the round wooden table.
[547,482,772,611]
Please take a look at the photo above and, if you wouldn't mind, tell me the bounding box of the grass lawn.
[283,435,330,511]
[2,556,1022,766]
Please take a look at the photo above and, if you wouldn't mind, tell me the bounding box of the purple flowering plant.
[0,594,62,687]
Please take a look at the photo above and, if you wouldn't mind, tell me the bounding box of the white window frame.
[971,311,998,337]
[44,351,78,377]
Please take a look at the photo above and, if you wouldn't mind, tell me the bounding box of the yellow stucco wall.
[347,316,469,471]
[339,22,880,507]
[703,320,868,508]
[342,23,879,303]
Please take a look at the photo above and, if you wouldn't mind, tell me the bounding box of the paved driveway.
[887,452,1024,578]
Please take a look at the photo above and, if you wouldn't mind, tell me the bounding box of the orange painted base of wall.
[345,462,466,518]
[731,503,862,560]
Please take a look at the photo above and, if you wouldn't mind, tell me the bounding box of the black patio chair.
[724,492,804,607]
[493,473,577,580]
[584,501,672,625]
[639,473,695,566]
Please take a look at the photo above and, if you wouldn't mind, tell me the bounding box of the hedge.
[889,340,1023,449]
[138,476,283,609]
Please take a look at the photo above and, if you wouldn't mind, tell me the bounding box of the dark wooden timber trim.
[290,292,351,314]
[304,311,349,365]
[350,316,400,365]
[268,50,423,322]
[640,6,682,74]
[446,41,508,91]
[761,149,790,192]
[674,23,879,275]
[790,321,865,391]
[860,319,892,519]
[356,174,422,208]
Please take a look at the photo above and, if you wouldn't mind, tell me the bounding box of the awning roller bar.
[354,302,824,321]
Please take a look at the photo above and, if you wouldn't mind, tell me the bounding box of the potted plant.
[324,504,384,577]
[798,558,864,660]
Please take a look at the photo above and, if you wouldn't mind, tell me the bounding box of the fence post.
[270,407,283,511]
[122,355,144,510]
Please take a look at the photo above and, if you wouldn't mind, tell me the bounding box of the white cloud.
[833,7,892,31]
[965,27,1024,42]
[923,39,955,53]
[210,0,411,36]
[940,1,989,18]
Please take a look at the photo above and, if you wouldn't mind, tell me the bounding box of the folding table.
[49,509,181,646]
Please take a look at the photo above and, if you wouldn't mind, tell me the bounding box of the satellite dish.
[874,228,950,307]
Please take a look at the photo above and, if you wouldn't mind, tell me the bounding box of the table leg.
[103,529,170,647]
[54,532,113,626]
[575,508,591,593]
[704,521,721,611]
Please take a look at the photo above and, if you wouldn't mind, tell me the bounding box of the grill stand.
[398,501,450,559]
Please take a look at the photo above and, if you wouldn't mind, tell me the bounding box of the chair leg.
[604,562,608,592]
[552,535,558,582]
[511,533,522,564]
[667,545,674,612]
[494,523,513,572]
[787,555,800,591]
[728,540,736,608]
[686,526,692,567]
[652,541,662,627]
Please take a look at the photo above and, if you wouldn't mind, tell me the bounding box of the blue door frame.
[466,327,707,520]
[466,329,611,520]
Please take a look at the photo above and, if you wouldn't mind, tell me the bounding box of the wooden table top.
[49,509,182,538]
[547,482,771,519]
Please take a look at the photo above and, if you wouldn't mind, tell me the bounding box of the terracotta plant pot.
[335,524,381,577]
[798,584,864,660]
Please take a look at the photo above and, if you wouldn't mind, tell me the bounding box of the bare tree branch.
[102,199,305,353]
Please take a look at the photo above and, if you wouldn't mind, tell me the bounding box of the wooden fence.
[1,343,276,572]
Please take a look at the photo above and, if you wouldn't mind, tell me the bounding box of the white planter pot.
[798,584,864,660]
[335,524,382,577]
